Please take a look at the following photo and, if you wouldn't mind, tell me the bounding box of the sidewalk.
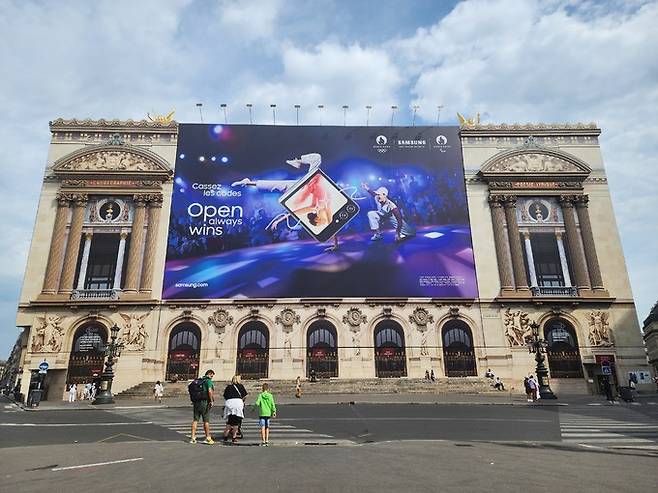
[15,390,658,411]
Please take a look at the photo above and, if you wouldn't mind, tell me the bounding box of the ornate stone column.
[559,195,590,291]
[522,231,538,287]
[488,196,514,292]
[554,231,572,287]
[113,231,128,289]
[75,232,93,290]
[59,194,88,293]
[139,194,163,293]
[42,193,72,294]
[123,195,147,293]
[502,195,529,292]
[574,195,605,291]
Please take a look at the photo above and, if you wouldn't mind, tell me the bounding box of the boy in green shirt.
[253,383,277,446]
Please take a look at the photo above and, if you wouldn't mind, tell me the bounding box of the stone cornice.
[460,122,601,137]
[50,118,177,133]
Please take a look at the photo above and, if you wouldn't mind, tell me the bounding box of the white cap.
[374,187,388,196]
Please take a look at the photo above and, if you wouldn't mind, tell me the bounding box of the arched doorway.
[544,318,584,378]
[236,321,269,379]
[166,322,201,381]
[67,323,107,384]
[374,320,407,378]
[307,320,338,378]
[442,320,477,377]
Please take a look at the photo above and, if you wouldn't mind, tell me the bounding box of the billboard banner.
[163,124,478,299]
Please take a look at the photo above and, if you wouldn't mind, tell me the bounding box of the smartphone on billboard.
[279,169,359,242]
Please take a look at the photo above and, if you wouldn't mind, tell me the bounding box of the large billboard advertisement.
[163,124,478,299]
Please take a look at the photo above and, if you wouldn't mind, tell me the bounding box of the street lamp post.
[527,321,557,399]
[93,324,125,405]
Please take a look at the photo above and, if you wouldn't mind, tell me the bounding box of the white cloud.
[393,0,658,319]
[218,0,283,41]
[233,42,404,125]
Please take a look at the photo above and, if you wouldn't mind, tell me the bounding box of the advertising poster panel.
[163,124,478,299]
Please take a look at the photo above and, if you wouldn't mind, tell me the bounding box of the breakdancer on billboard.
[362,182,416,242]
[231,153,342,250]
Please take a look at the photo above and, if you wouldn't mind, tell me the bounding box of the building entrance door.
[166,323,201,381]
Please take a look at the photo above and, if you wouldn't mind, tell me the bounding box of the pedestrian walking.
[430,370,435,382]
[523,377,532,402]
[253,383,277,446]
[602,376,614,402]
[528,375,538,401]
[188,369,215,444]
[295,376,302,398]
[67,383,77,403]
[82,382,90,400]
[425,370,430,380]
[222,374,247,444]
[154,381,164,403]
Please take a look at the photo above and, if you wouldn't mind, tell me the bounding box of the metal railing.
[70,289,120,301]
[531,286,578,297]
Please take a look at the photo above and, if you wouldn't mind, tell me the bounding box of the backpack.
[188,377,208,402]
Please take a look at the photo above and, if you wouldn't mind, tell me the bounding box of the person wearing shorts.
[190,370,215,444]
[253,383,277,446]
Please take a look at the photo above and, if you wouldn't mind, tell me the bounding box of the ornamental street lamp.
[93,324,125,405]
[527,320,557,399]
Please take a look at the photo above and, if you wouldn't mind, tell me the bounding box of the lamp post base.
[92,390,114,405]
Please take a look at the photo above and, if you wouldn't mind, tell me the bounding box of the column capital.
[84,231,94,240]
[488,195,505,207]
[120,231,130,240]
[500,194,517,207]
[132,194,149,207]
[522,230,531,240]
[144,193,163,207]
[573,195,589,208]
[554,230,564,240]
[55,192,73,206]
[558,195,576,207]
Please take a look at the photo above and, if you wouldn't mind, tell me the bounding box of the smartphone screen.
[279,169,359,242]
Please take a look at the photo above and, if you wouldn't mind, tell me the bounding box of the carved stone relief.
[276,308,301,333]
[31,316,65,353]
[488,153,579,173]
[58,150,163,172]
[343,307,367,356]
[409,307,434,357]
[588,310,613,346]
[503,308,532,347]
[208,308,234,357]
[119,313,149,351]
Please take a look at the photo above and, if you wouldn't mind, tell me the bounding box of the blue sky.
[1,0,657,357]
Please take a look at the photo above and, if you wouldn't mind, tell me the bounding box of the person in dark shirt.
[222,374,248,442]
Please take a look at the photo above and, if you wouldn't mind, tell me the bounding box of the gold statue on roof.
[457,112,480,127]
[147,110,175,124]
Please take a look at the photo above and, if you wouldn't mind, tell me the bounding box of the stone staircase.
[116,377,500,399]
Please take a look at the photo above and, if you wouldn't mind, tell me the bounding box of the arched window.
[67,323,107,384]
[544,318,583,378]
[307,320,338,378]
[374,320,407,378]
[442,320,477,377]
[166,322,201,381]
[236,321,269,379]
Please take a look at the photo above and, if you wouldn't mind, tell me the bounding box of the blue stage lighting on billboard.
[213,125,223,135]
[221,156,229,163]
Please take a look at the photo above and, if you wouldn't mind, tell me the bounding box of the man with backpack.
[189,369,215,444]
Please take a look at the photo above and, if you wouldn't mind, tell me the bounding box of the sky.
[0,0,656,358]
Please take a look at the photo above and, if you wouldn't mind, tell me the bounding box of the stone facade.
[12,119,652,401]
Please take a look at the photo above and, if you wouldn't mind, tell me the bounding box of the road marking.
[51,458,143,472]
[0,422,152,427]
